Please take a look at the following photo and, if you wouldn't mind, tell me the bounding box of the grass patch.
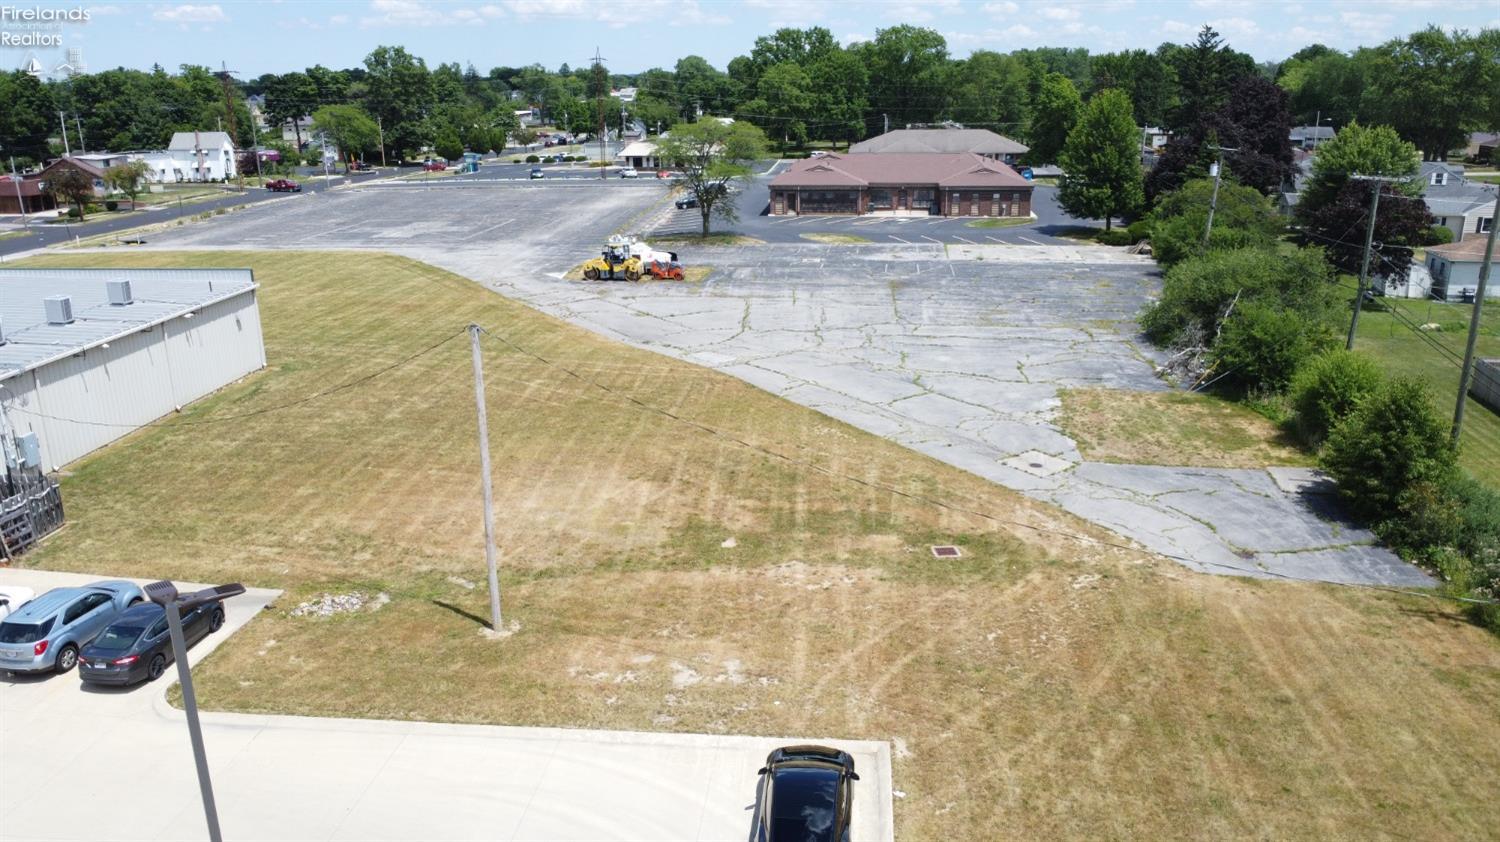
[132,185,231,206]
[14,250,1500,839]
[648,232,764,246]
[0,229,37,243]
[1058,388,1315,468]
[800,232,871,244]
[1346,279,1500,486]
[966,217,1034,230]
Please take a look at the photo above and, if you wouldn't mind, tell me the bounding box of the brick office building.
[768,152,1033,217]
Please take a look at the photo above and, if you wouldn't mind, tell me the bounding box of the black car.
[77,601,225,686]
[754,745,859,842]
[675,195,699,209]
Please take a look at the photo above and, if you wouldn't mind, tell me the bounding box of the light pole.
[1202,145,1240,250]
[1452,189,1499,444]
[143,580,247,842]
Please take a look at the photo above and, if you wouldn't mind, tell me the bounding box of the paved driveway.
[0,569,892,842]
[124,185,1432,587]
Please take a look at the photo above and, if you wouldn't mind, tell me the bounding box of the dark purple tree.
[1301,181,1434,282]
[1207,76,1294,195]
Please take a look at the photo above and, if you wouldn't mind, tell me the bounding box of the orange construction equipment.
[645,258,685,280]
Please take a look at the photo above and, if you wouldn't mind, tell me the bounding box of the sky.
[3,0,1496,79]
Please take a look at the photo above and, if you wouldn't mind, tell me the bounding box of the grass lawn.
[800,232,871,244]
[966,217,1034,230]
[1347,282,1500,485]
[648,232,765,246]
[15,250,1500,840]
[132,184,232,206]
[1058,388,1314,468]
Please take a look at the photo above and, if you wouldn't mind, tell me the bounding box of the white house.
[166,131,237,182]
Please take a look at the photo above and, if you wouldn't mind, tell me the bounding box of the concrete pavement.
[0,568,893,842]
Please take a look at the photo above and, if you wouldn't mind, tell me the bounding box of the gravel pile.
[290,592,370,618]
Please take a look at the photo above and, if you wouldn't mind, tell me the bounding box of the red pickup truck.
[265,179,301,192]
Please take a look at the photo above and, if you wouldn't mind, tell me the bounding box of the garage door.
[800,190,858,214]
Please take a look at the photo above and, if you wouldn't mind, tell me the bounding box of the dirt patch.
[1057,388,1314,468]
[800,232,872,245]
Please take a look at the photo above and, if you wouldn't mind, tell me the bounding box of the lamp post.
[143,580,246,842]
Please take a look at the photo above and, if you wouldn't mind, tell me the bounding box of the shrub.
[1290,350,1385,445]
[1126,220,1151,241]
[525,154,540,163]
[104,200,119,211]
[1141,246,1337,347]
[1210,299,1335,393]
[1448,474,1500,574]
[1149,177,1284,266]
[1424,225,1455,246]
[1376,480,1462,557]
[1096,229,1135,246]
[66,206,82,218]
[1320,377,1457,521]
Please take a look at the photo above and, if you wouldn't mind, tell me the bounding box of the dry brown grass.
[1058,388,1314,468]
[18,250,1500,841]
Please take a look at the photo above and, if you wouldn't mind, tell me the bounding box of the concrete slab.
[0,568,893,842]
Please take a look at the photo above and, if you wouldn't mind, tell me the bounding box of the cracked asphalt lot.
[139,184,1432,587]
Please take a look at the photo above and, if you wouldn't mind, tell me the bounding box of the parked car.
[530,167,545,179]
[78,600,225,687]
[618,167,639,179]
[265,179,301,192]
[656,170,674,179]
[348,161,372,172]
[676,195,699,209]
[753,745,859,842]
[423,161,448,172]
[0,587,34,621]
[0,581,144,674]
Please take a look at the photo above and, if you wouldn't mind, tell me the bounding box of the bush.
[1141,246,1337,347]
[1126,220,1151,241]
[1149,178,1285,266]
[104,200,119,211]
[1448,474,1500,574]
[1210,299,1335,393]
[1290,350,1385,445]
[1096,228,1135,246]
[66,206,82,218]
[1377,480,1463,557]
[1424,225,1455,246]
[1320,377,1457,521]
[525,154,540,163]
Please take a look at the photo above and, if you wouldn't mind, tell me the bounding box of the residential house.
[1424,236,1498,302]
[166,132,237,182]
[279,116,318,149]
[0,157,107,214]
[611,86,638,104]
[849,128,1029,165]
[769,153,1033,217]
[1421,162,1496,242]
[1289,125,1335,149]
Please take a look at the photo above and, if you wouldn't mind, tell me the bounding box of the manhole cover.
[931,546,962,558]
[1029,462,1044,469]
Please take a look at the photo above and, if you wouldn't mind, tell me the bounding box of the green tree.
[756,62,813,150]
[807,49,868,147]
[433,126,463,162]
[950,51,1028,136]
[1090,49,1175,126]
[858,25,950,128]
[655,120,768,237]
[1149,177,1284,265]
[1163,25,1256,134]
[311,105,380,162]
[674,55,732,119]
[103,160,149,208]
[47,166,95,219]
[1026,73,1081,165]
[1359,27,1498,160]
[363,45,436,157]
[265,72,318,149]
[1321,378,1457,522]
[1057,88,1143,231]
[1296,121,1419,221]
[0,71,55,165]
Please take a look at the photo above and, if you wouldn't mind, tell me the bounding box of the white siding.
[0,289,264,469]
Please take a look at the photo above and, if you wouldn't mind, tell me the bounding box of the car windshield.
[91,625,144,651]
[771,767,839,841]
[0,617,54,644]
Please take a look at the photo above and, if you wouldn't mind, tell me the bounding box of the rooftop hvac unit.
[44,295,74,325]
[106,279,133,306]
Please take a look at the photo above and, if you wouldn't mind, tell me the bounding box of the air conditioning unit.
[44,295,74,325]
[106,279,133,306]
[17,432,41,469]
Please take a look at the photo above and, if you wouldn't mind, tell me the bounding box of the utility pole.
[883,113,889,135]
[377,116,386,167]
[57,112,71,156]
[591,48,608,179]
[468,324,503,631]
[8,158,28,232]
[1345,174,1410,350]
[1451,189,1499,444]
[249,115,262,178]
[1201,144,1239,249]
[74,116,85,154]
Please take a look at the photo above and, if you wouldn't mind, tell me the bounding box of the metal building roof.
[0,268,256,378]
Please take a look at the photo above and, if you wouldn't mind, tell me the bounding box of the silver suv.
[0,580,144,674]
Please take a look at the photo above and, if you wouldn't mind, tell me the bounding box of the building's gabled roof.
[1428,236,1495,262]
[167,131,234,151]
[1289,125,1336,140]
[1420,161,1499,215]
[616,140,658,159]
[770,153,1032,190]
[848,128,1028,156]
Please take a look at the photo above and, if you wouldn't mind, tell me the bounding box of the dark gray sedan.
[78,600,224,686]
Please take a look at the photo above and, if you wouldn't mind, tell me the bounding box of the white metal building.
[0,268,266,470]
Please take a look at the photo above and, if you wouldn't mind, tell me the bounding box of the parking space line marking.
[921,235,943,244]
[955,236,978,244]
[1018,235,1047,245]
[889,234,912,243]
[768,216,797,223]
[794,217,824,225]
[986,236,1004,243]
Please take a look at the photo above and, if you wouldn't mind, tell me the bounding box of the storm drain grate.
[931,545,962,559]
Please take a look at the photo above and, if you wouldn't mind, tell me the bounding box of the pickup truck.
[265,179,301,192]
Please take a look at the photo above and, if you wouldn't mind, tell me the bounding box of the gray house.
[849,128,1029,165]
[1421,162,1497,242]
[1425,236,1497,302]
[1289,125,1335,149]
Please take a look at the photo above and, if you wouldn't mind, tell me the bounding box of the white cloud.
[841,32,869,46]
[499,0,727,28]
[982,1,1019,13]
[881,0,960,24]
[1159,20,1197,36]
[360,0,511,28]
[1215,16,1261,38]
[1339,9,1394,38]
[152,4,226,23]
[743,0,827,27]
[1039,7,1081,21]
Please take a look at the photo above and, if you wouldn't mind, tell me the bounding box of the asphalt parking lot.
[0,568,893,841]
